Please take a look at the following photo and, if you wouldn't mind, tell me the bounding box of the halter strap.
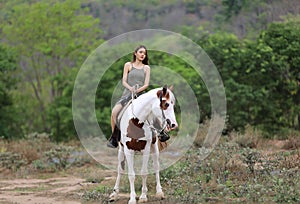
[145,93,168,135]
[130,88,168,136]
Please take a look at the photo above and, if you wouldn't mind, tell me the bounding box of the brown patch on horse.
[126,139,147,151]
[156,90,170,100]
[127,118,145,139]
[157,88,170,110]
[165,92,170,100]
[152,131,157,144]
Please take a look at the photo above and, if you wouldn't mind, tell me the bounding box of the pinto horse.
[109,86,178,204]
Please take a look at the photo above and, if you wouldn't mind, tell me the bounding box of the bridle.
[130,86,170,136]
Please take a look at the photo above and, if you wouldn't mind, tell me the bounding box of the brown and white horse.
[109,86,178,204]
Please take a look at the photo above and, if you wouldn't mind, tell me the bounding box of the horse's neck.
[131,93,156,122]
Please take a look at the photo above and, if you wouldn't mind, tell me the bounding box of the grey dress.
[118,65,146,106]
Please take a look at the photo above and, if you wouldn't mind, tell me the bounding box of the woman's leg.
[111,103,123,132]
[108,103,123,148]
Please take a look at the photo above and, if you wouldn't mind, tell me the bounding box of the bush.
[230,125,261,148]
[44,146,76,170]
[0,152,25,171]
[282,135,300,150]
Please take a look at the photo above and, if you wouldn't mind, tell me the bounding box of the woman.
[107,45,150,148]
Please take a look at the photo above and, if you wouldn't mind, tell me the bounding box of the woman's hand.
[129,86,135,93]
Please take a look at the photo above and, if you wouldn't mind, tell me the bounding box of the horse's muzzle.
[166,119,178,130]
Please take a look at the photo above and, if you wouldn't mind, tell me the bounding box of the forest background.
[0,0,300,141]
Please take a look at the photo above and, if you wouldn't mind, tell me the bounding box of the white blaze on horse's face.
[164,95,178,130]
[155,86,178,131]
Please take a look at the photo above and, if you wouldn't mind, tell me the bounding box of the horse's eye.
[165,103,169,108]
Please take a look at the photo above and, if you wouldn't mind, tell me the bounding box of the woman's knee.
[112,104,122,116]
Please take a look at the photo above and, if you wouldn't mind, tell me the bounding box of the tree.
[1,0,102,133]
[260,16,300,131]
[199,33,251,131]
[0,45,20,138]
[221,0,247,19]
[199,16,300,136]
[46,69,77,141]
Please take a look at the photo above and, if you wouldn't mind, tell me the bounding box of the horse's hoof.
[138,197,148,203]
[128,199,137,204]
[156,192,165,199]
[109,193,119,202]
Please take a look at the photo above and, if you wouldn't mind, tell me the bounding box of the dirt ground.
[0,176,85,203]
[0,172,131,204]
[0,139,297,204]
[0,167,170,204]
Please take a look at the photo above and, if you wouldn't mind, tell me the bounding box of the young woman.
[107,45,150,148]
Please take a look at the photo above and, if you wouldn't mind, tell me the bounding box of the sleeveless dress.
[118,65,146,106]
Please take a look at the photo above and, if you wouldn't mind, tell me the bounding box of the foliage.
[0,1,299,140]
[1,0,102,135]
[218,0,300,38]
[44,146,76,170]
[200,33,250,131]
[46,69,77,141]
[0,134,93,174]
[82,0,300,40]
[197,16,300,135]
[0,45,21,138]
[0,152,25,171]
[81,185,109,202]
[259,16,300,133]
[241,147,261,174]
[221,0,248,19]
[160,139,300,203]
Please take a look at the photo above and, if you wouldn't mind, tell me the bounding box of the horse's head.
[154,85,178,131]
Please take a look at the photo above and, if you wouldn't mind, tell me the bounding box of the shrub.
[44,146,76,169]
[0,152,25,171]
[230,125,261,148]
[282,136,300,150]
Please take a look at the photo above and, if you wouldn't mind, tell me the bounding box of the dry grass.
[193,121,209,147]
[7,135,54,163]
[282,136,300,150]
[230,125,262,149]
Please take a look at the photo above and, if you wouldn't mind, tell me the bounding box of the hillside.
[83,0,300,39]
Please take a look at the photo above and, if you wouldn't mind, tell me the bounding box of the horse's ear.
[169,85,174,92]
[156,90,162,98]
[162,85,167,95]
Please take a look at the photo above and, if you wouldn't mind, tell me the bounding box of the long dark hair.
[132,45,149,65]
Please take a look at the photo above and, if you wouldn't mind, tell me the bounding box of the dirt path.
[0,174,169,204]
[0,177,86,204]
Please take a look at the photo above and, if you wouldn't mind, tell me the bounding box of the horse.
[109,85,178,204]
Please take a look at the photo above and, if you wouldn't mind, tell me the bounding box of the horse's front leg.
[124,147,136,204]
[139,141,151,203]
[109,145,125,201]
[152,141,165,199]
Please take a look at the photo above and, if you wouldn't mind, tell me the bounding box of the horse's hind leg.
[109,145,125,201]
[152,142,164,199]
